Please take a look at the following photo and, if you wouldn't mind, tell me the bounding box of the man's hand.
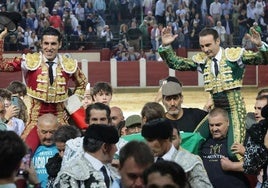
[249,27,262,47]
[161,27,178,46]
[221,156,244,172]
[0,28,8,40]
[4,105,19,121]
[231,142,245,155]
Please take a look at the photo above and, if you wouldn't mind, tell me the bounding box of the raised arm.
[0,28,22,72]
[161,26,178,46]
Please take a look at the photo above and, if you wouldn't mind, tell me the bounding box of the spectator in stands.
[37,0,49,17]
[109,0,120,25]
[94,13,106,39]
[165,5,176,24]
[222,14,234,47]
[232,0,241,32]
[27,31,39,52]
[84,1,94,17]
[221,0,233,17]
[190,21,201,49]
[151,24,160,51]
[63,8,73,35]
[238,9,249,43]
[139,19,150,49]
[143,0,153,15]
[101,25,114,49]
[94,0,106,19]
[75,3,85,31]
[126,46,141,61]
[242,33,256,49]
[210,0,222,25]
[155,0,166,26]
[37,13,50,35]
[247,0,256,27]
[214,21,226,45]
[127,21,143,51]
[49,9,62,31]
[146,49,157,60]
[254,0,265,21]
[182,20,191,48]
[85,25,97,42]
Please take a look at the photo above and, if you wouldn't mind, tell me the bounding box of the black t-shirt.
[200,138,250,188]
[166,108,207,132]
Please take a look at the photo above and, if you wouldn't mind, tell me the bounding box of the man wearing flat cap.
[54,124,119,188]
[161,81,208,154]
[142,118,213,188]
[162,81,207,132]
[125,114,142,135]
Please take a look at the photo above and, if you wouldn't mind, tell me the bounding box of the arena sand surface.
[110,87,260,118]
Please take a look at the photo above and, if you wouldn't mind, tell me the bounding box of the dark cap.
[125,115,142,128]
[162,82,182,96]
[0,12,22,32]
[84,124,119,144]
[141,118,173,139]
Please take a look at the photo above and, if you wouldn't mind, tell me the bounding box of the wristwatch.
[3,119,9,124]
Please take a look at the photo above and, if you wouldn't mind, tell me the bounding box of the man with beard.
[162,81,207,132]
[32,113,59,188]
[161,81,208,154]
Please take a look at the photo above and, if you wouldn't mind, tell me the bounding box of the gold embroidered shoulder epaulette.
[24,52,41,70]
[192,52,207,64]
[60,55,77,74]
[225,47,244,62]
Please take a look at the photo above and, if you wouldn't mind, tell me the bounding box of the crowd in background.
[1,0,268,60]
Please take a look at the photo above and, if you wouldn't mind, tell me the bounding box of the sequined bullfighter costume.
[0,40,87,150]
[159,44,268,159]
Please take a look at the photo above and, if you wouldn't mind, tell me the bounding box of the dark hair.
[53,125,81,143]
[141,102,165,123]
[83,137,104,153]
[199,27,219,41]
[257,89,268,97]
[41,27,62,43]
[143,161,187,188]
[0,131,27,178]
[119,141,154,168]
[165,76,182,86]
[6,81,27,97]
[256,95,268,102]
[92,82,113,96]
[85,102,111,124]
[0,89,12,100]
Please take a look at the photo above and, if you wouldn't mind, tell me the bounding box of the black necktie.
[156,157,164,162]
[213,58,219,77]
[47,61,54,85]
[101,166,110,188]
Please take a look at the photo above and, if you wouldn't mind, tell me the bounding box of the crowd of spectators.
[1,0,268,59]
